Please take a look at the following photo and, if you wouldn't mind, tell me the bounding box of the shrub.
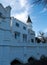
[11,59,22,65]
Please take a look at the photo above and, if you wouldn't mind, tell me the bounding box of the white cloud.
[11,0,31,22]
[30,4,35,8]
[14,10,28,23]
[0,0,34,22]
[19,0,27,8]
[40,8,47,13]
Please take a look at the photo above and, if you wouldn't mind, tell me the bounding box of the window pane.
[16,23,19,27]
[23,26,26,30]
[23,34,27,42]
[15,32,20,39]
[31,39,34,43]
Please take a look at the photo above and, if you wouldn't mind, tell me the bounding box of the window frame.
[16,22,19,27]
[23,26,26,30]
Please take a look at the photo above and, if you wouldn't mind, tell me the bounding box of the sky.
[0,0,47,36]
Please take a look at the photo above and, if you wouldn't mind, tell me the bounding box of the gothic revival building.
[0,3,47,65]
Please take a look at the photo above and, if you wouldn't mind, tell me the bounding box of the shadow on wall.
[10,55,47,65]
[28,55,47,65]
[10,59,22,65]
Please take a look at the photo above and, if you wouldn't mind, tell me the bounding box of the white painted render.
[0,4,47,65]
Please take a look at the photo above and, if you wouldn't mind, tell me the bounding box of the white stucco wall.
[0,4,47,65]
[0,44,47,65]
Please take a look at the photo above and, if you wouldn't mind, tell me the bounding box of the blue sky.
[0,0,47,36]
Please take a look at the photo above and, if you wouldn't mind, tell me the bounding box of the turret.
[27,15,32,23]
[27,15,35,43]
[27,15,32,30]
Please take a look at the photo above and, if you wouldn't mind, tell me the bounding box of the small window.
[0,12,5,19]
[16,23,19,27]
[15,33,17,39]
[15,32,20,39]
[23,34,27,42]
[23,26,26,30]
[0,12,2,17]
[31,39,34,43]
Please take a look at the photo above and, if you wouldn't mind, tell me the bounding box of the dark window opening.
[23,26,26,30]
[15,33,17,39]
[0,12,5,19]
[15,32,20,39]
[16,23,19,27]
[0,12,2,17]
[31,39,34,43]
[23,34,27,42]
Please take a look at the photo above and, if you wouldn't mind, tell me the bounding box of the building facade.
[0,4,47,65]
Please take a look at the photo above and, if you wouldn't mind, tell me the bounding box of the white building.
[0,3,47,65]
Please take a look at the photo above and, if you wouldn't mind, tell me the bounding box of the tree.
[37,31,46,43]
[38,31,44,38]
[28,56,36,64]
[35,37,41,43]
[40,55,47,65]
